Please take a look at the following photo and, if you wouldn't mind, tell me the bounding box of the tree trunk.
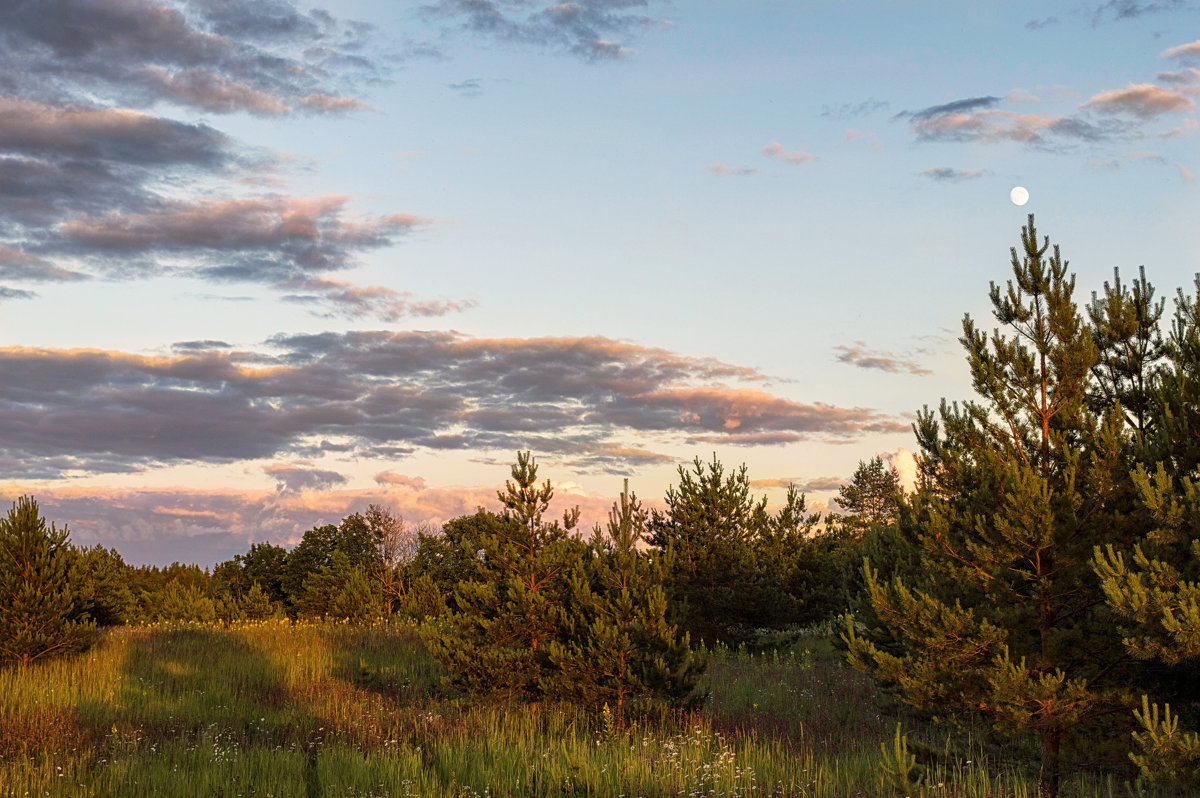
[1039,728,1061,798]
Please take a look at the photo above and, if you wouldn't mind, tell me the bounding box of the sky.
[1,0,1198,566]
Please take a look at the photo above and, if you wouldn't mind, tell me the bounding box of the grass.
[0,622,1178,796]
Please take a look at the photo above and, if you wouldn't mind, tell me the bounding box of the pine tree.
[1087,265,1166,436]
[421,452,583,703]
[834,456,903,535]
[1093,276,1200,786]
[648,455,767,643]
[546,481,703,716]
[844,216,1137,797]
[0,496,94,667]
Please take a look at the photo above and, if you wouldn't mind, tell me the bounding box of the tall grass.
[0,622,1176,796]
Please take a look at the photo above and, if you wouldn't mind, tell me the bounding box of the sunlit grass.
[0,621,1182,796]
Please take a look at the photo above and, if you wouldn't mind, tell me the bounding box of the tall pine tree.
[0,496,94,668]
[844,216,1137,797]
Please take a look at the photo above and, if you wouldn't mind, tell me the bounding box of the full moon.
[1010,186,1030,206]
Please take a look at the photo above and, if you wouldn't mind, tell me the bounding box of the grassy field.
[0,622,1171,797]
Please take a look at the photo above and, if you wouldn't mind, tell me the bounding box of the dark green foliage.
[69,544,136,627]
[154,577,217,623]
[421,452,583,703]
[1145,274,1200,473]
[648,455,766,643]
[282,514,385,616]
[833,456,903,536]
[845,216,1139,798]
[545,482,703,715]
[0,496,95,667]
[296,551,381,621]
[238,542,288,605]
[649,456,825,642]
[1087,265,1166,436]
[1092,278,1200,786]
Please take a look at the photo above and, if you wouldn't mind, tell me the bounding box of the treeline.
[6,215,1200,793]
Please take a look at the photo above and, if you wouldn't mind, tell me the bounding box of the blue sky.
[1,0,1197,565]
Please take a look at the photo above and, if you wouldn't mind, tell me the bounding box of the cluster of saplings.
[5,215,1200,794]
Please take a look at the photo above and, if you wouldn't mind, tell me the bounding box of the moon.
[1010,186,1030,206]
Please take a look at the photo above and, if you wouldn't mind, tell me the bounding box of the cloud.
[1084,83,1195,117]
[0,332,902,477]
[1006,89,1040,102]
[909,108,1113,146]
[264,463,348,493]
[1164,39,1200,62]
[0,245,89,283]
[0,287,38,301]
[422,0,671,61]
[761,142,818,165]
[280,278,478,321]
[900,96,1001,122]
[920,167,984,182]
[0,1,456,322]
[1025,16,1060,29]
[56,196,435,290]
[1157,67,1200,84]
[373,471,427,489]
[1177,161,1196,180]
[820,99,888,119]
[448,77,484,96]
[750,475,844,492]
[708,163,758,176]
[0,0,379,116]
[1156,117,1200,138]
[881,448,918,493]
[834,342,933,376]
[1092,0,1186,24]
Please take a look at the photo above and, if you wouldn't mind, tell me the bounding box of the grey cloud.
[1158,67,1200,84]
[0,0,378,116]
[1025,16,1060,29]
[0,332,902,477]
[0,286,37,301]
[172,339,233,351]
[835,342,933,375]
[920,167,984,182]
[448,78,483,96]
[898,96,1000,122]
[0,245,89,282]
[820,98,888,119]
[0,98,231,166]
[1092,0,1185,24]
[423,0,670,61]
[0,0,455,323]
[264,463,347,493]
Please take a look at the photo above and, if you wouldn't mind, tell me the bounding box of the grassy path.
[0,622,1165,796]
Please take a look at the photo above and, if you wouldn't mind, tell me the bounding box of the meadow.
[0,622,1174,797]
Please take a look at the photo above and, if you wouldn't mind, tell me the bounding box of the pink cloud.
[1084,83,1194,118]
[761,141,818,164]
[1163,39,1200,61]
[708,162,758,176]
